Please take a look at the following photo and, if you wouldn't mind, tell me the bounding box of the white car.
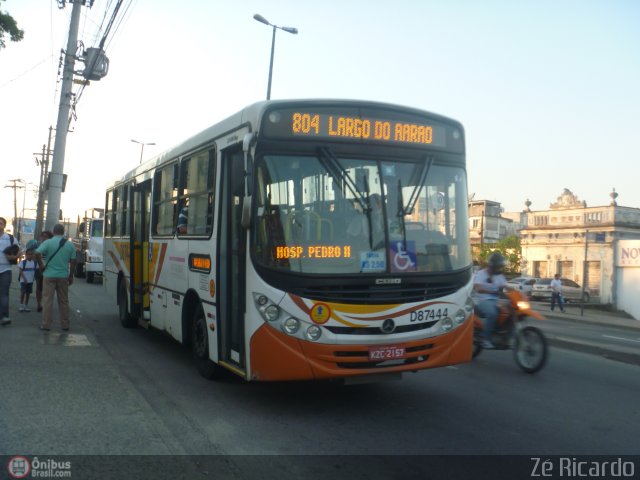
[530,278,590,303]
[505,277,537,295]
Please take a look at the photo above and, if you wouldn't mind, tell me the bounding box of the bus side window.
[153,163,179,236]
[177,149,215,236]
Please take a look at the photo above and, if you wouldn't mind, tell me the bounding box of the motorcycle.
[473,289,548,373]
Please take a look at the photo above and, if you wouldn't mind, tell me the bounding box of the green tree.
[478,235,522,275]
[0,1,24,49]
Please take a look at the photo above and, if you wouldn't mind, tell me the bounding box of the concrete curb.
[547,336,640,366]
[544,312,640,332]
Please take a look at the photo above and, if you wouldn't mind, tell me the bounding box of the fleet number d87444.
[410,307,449,322]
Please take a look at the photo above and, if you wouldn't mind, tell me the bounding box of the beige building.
[468,199,516,257]
[518,189,640,307]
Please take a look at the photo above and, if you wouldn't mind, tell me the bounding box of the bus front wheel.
[192,302,223,380]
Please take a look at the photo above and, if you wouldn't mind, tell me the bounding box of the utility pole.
[580,229,589,317]
[34,126,54,238]
[4,179,25,240]
[45,0,84,230]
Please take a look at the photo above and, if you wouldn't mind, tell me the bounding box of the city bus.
[103,99,474,382]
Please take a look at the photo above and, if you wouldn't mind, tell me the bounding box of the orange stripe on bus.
[249,319,473,381]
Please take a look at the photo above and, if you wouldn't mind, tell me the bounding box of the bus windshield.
[252,153,471,275]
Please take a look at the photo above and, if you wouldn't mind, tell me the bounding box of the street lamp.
[253,13,298,100]
[131,139,155,164]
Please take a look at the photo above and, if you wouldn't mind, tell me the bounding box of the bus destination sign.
[263,107,449,148]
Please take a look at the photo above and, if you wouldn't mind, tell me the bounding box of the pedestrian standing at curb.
[28,230,53,312]
[0,216,22,326]
[35,224,77,331]
[18,249,38,312]
[550,273,565,313]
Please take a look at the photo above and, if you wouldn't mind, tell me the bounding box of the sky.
[1,0,639,229]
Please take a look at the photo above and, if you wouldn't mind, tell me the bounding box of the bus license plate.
[368,345,406,361]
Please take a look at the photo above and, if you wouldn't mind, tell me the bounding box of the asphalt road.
[2,280,638,479]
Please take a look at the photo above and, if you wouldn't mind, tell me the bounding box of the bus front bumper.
[249,318,473,382]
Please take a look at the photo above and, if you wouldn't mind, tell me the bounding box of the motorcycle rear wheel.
[513,325,548,373]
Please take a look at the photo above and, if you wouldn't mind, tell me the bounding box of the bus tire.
[192,302,223,380]
[86,271,95,283]
[118,279,136,328]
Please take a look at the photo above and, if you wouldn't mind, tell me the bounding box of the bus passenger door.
[217,146,247,372]
[129,180,152,322]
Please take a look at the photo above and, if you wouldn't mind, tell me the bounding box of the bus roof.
[107,99,464,189]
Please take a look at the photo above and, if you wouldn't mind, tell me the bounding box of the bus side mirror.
[243,132,255,196]
[241,196,252,229]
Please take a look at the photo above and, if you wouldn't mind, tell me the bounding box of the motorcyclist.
[473,252,508,349]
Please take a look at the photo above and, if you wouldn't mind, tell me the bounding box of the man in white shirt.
[0,217,22,325]
[473,252,508,349]
[550,273,565,313]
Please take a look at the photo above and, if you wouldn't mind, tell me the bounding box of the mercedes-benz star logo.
[380,319,396,334]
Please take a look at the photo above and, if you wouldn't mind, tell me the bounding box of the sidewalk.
[0,278,178,456]
[533,300,640,330]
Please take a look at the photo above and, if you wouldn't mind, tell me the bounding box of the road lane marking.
[602,335,640,344]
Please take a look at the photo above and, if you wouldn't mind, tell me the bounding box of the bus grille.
[324,320,438,335]
[291,282,462,304]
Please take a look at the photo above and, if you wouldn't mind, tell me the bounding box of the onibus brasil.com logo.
[7,456,72,478]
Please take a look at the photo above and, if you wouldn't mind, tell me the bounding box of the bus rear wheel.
[118,279,136,328]
[192,302,223,380]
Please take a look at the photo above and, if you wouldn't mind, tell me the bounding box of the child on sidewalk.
[18,249,38,312]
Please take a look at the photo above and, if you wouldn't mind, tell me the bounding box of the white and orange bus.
[104,99,474,382]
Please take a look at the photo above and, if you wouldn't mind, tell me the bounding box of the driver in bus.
[346,194,384,246]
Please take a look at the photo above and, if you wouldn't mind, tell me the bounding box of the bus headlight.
[455,309,466,324]
[282,317,300,334]
[441,317,453,332]
[465,297,474,313]
[305,325,322,341]
[255,295,268,307]
[253,293,283,323]
[264,305,280,322]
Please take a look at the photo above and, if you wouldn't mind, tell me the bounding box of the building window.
[585,261,601,296]
[585,212,602,223]
[532,260,547,278]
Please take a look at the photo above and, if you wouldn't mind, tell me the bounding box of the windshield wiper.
[400,155,434,216]
[317,147,368,212]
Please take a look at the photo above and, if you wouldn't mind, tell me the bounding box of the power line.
[0,56,53,89]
